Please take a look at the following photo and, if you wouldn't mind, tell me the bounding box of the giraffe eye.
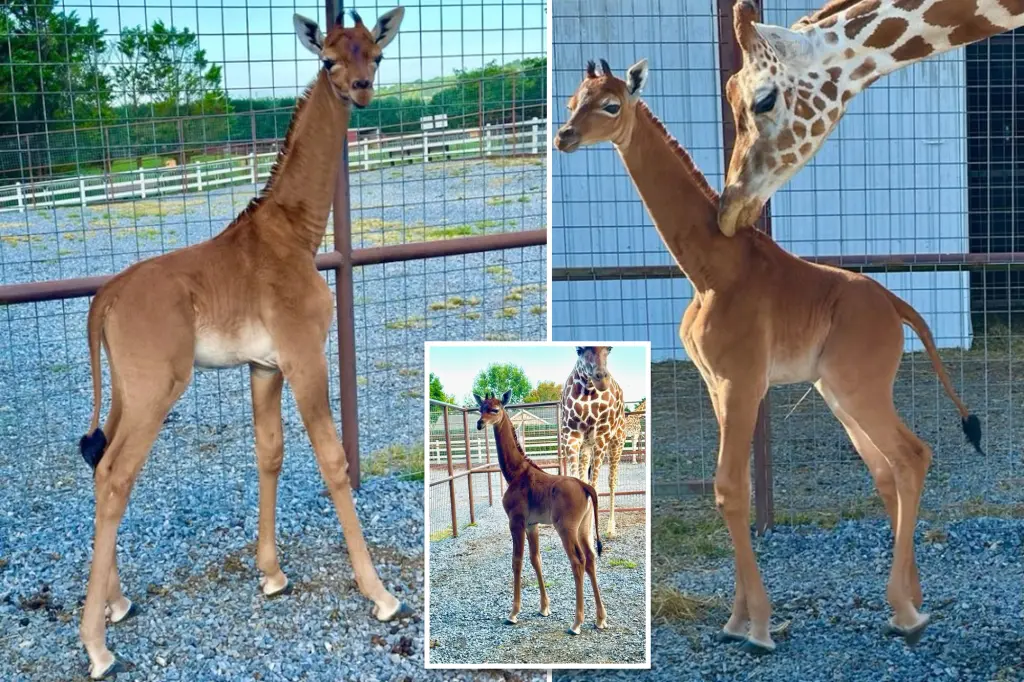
[752,87,778,114]
[602,102,620,115]
[374,54,382,65]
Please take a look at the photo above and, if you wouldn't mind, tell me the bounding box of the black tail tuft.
[596,537,603,557]
[80,428,108,470]
[587,462,592,480]
[962,414,983,455]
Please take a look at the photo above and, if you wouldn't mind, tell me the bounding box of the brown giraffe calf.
[476,390,607,635]
[560,346,627,537]
[76,8,408,679]
[554,58,981,653]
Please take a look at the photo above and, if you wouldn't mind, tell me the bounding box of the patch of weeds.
[430,528,453,542]
[485,265,511,277]
[1,234,43,246]
[426,224,475,239]
[57,248,74,257]
[429,296,475,311]
[387,170,403,179]
[486,196,514,206]
[400,388,423,399]
[475,219,503,231]
[923,527,948,544]
[652,583,720,627]
[385,316,427,330]
[357,376,368,386]
[516,195,530,203]
[608,558,638,569]
[50,363,71,375]
[530,305,546,316]
[460,311,482,320]
[484,332,518,341]
[363,442,424,481]
[505,292,523,302]
[466,522,478,528]
[374,361,395,370]
[526,579,554,588]
[490,157,542,168]
[397,368,421,377]
[496,307,519,319]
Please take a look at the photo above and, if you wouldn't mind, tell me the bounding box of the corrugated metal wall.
[552,0,972,360]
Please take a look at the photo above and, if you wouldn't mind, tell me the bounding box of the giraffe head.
[574,346,614,392]
[293,7,405,109]
[553,59,649,153]
[474,390,511,430]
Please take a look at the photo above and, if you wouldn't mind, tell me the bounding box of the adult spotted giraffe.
[718,0,1024,235]
[76,8,406,679]
[554,58,981,653]
[560,346,627,537]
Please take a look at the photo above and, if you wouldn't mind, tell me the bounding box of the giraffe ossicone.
[719,0,1024,237]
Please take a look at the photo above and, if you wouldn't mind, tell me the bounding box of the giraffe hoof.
[111,600,140,624]
[373,600,413,622]
[263,580,293,599]
[505,615,519,625]
[884,614,930,646]
[91,655,130,680]
[567,625,582,635]
[714,630,746,645]
[539,607,551,617]
[740,639,775,656]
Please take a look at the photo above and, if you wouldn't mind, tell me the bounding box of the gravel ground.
[428,503,647,666]
[556,516,1024,682]
[651,351,1024,517]
[0,158,548,681]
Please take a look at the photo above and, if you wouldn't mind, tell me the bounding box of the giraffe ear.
[473,393,484,407]
[372,7,405,50]
[753,23,814,63]
[501,390,512,406]
[625,59,648,101]
[576,346,585,356]
[293,14,324,56]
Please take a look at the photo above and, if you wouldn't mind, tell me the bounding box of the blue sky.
[428,344,649,406]
[61,0,546,98]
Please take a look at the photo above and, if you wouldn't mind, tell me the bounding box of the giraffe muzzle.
[554,127,581,153]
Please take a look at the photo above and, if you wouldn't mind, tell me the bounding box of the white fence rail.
[0,118,546,213]
[427,432,646,466]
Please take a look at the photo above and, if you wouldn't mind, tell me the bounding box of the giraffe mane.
[636,101,720,208]
[792,0,865,28]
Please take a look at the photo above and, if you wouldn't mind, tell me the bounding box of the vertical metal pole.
[717,0,773,532]
[462,410,475,525]
[327,0,361,488]
[443,406,458,538]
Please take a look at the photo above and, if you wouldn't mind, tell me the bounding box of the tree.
[525,380,562,403]
[429,373,455,405]
[470,364,532,405]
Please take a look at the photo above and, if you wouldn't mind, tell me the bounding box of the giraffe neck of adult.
[492,411,529,483]
[264,69,350,254]
[811,0,1024,89]
[614,102,727,294]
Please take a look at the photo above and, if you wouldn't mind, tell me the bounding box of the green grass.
[496,307,519,319]
[530,305,546,316]
[397,368,421,377]
[374,361,395,370]
[608,558,638,569]
[486,196,514,206]
[363,442,424,481]
[504,292,523,302]
[400,388,423,399]
[485,265,511,277]
[460,311,482,320]
[430,528,453,542]
[516,195,530,203]
[357,376,368,386]
[385,316,427,330]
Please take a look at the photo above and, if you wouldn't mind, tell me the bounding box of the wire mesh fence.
[428,399,648,542]
[1,0,548,486]
[551,0,1024,526]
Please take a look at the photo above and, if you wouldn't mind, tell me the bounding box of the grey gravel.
[429,500,647,666]
[555,517,1024,682]
[0,158,547,682]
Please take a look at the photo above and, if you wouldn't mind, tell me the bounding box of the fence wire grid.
[428,399,648,542]
[551,0,1024,525]
[0,0,548,488]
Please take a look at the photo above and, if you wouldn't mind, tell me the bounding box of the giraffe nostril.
[352,80,372,90]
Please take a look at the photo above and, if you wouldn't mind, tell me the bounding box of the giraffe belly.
[194,323,279,370]
[527,508,553,526]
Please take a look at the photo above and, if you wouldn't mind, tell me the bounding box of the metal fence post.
[462,409,475,525]
[326,0,362,489]
[443,406,458,538]
[717,0,774,533]
[484,421,493,506]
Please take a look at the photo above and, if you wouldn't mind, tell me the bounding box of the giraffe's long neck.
[614,103,729,294]
[492,411,529,483]
[262,69,350,253]
[811,0,1024,91]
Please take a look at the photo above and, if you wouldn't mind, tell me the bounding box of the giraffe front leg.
[606,438,624,538]
[565,433,583,479]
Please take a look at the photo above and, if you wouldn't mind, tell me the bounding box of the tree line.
[430,366,644,410]
[0,0,546,180]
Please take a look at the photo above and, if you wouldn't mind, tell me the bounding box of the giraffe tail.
[582,482,602,557]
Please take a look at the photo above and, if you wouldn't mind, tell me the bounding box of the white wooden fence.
[0,118,546,213]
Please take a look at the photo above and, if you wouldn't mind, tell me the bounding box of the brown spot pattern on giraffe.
[821,80,839,100]
[850,58,877,80]
[827,67,843,82]
[825,32,839,44]
[798,89,812,100]
[845,12,877,39]
[793,121,807,138]
[892,35,934,62]
[812,95,827,110]
[864,17,909,49]
[893,0,925,9]
[847,0,881,18]
[795,99,816,120]
[811,119,826,136]
[998,0,1024,14]
[781,152,798,165]
[799,142,813,155]
[776,129,797,150]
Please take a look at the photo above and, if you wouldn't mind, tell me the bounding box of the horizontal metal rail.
[552,251,1024,282]
[0,229,548,305]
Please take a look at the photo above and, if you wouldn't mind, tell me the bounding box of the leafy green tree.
[470,364,532,405]
[0,0,110,178]
[525,380,562,404]
[429,373,455,405]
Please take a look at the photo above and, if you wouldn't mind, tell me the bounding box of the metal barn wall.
[552,0,972,360]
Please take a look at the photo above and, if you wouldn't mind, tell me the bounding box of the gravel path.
[555,516,1024,682]
[429,504,647,666]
